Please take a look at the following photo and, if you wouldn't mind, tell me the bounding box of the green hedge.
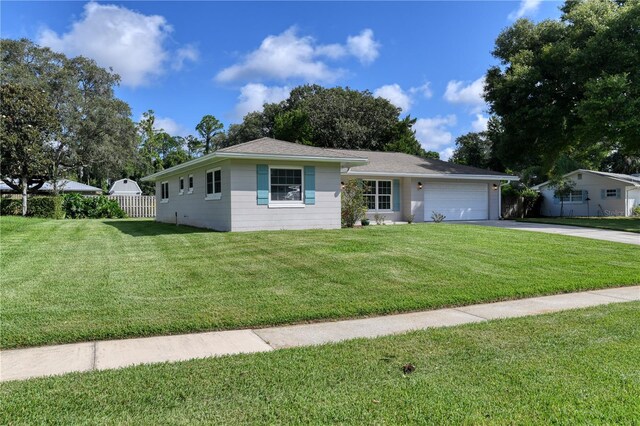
[1,195,126,219]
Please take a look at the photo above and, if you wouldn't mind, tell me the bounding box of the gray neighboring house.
[534,169,640,217]
[0,179,102,195]
[142,138,517,232]
[109,178,142,196]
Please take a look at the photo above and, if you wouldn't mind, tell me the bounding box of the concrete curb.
[1,286,638,382]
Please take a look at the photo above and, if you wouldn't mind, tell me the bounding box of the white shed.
[109,178,142,196]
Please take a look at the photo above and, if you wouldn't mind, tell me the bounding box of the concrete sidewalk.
[2,286,638,382]
[457,220,640,245]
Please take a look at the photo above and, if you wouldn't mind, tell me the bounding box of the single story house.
[109,178,142,196]
[533,169,640,217]
[142,138,517,231]
[0,179,102,195]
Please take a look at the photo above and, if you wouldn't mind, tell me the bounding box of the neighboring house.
[0,179,102,195]
[533,169,640,217]
[142,138,517,231]
[109,178,142,196]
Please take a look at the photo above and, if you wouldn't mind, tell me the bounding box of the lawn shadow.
[103,220,215,237]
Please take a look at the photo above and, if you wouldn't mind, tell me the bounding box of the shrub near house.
[0,194,125,219]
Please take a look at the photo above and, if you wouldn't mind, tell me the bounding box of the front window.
[605,189,618,198]
[270,168,302,202]
[206,168,222,199]
[560,190,583,203]
[363,180,392,211]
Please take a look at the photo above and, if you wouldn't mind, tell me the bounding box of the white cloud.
[444,76,486,110]
[172,45,199,71]
[409,82,433,99]
[346,29,380,65]
[153,116,190,137]
[38,2,195,87]
[215,27,380,83]
[412,115,457,151]
[471,114,489,132]
[508,0,543,20]
[234,83,291,119]
[373,82,433,112]
[374,84,412,112]
[439,147,455,161]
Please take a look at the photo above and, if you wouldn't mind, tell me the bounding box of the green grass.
[518,217,640,233]
[1,217,639,349]
[2,303,639,424]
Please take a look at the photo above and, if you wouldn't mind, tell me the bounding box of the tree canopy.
[1,38,137,188]
[225,85,438,158]
[485,0,640,176]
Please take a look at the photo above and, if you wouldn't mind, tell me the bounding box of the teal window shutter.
[393,179,400,211]
[582,190,588,204]
[553,195,559,205]
[616,188,622,199]
[256,164,269,205]
[601,189,606,199]
[304,166,315,205]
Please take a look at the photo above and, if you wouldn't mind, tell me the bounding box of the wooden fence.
[108,195,156,218]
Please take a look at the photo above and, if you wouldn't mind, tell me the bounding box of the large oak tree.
[485,0,640,175]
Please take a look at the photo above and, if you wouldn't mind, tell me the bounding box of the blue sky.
[2,1,562,159]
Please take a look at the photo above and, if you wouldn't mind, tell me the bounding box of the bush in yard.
[341,180,368,227]
[85,195,126,219]
[25,196,59,218]
[633,206,640,217]
[63,193,87,218]
[0,198,22,216]
[431,211,446,223]
[62,194,126,219]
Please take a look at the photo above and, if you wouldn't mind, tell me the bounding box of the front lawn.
[2,303,638,424]
[518,217,640,233]
[1,217,639,349]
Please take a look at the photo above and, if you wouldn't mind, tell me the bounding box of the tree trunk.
[21,175,28,216]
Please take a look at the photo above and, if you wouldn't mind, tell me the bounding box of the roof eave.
[343,171,518,181]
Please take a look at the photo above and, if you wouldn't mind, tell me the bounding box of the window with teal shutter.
[304,166,315,205]
[256,164,268,205]
[393,179,400,211]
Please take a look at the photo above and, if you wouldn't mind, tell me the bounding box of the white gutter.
[343,171,519,181]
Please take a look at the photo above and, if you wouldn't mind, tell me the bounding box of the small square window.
[188,175,193,193]
[179,177,184,194]
[577,173,582,180]
[605,189,618,198]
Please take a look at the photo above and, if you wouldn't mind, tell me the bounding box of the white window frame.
[205,168,222,200]
[559,190,584,204]
[179,177,184,195]
[268,166,304,208]
[188,174,194,194]
[605,188,618,198]
[362,179,393,212]
[160,181,169,203]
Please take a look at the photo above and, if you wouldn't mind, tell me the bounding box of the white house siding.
[229,160,341,232]
[155,160,232,231]
[539,172,628,217]
[627,188,640,216]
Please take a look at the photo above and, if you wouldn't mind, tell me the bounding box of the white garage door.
[424,182,489,221]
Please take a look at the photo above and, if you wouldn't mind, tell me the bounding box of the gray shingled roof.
[338,149,510,176]
[218,138,367,159]
[0,179,102,193]
[533,169,640,189]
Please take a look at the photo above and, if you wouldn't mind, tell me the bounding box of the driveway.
[457,220,640,245]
